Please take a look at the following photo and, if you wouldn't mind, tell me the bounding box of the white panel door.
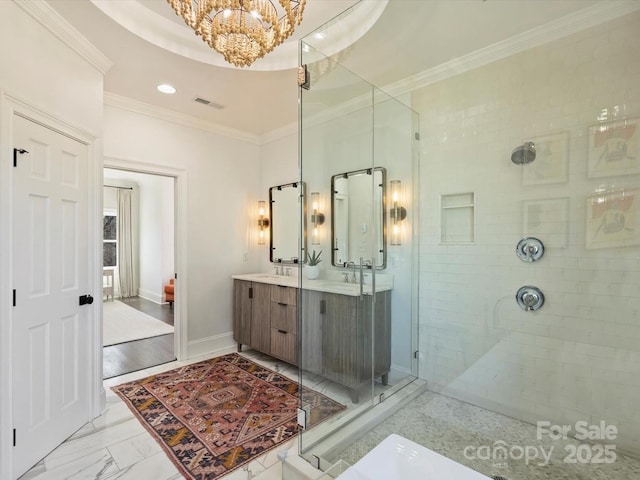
[12,115,91,478]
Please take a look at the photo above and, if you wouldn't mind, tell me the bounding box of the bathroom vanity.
[232,273,392,402]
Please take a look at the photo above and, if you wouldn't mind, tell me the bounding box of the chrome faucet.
[345,261,357,283]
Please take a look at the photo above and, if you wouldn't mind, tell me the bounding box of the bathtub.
[336,434,492,480]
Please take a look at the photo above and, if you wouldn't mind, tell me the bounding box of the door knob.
[79,294,94,306]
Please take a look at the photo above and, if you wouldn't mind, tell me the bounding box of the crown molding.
[104,92,261,145]
[383,0,640,99]
[14,0,113,75]
[260,121,298,145]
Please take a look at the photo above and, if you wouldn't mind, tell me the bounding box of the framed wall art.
[585,188,639,249]
[588,118,640,178]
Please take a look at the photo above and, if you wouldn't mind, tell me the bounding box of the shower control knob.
[516,286,544,311]
[516,237,544,262]
[523,293,538,307]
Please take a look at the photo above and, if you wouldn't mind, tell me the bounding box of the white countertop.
[231,272,393,297]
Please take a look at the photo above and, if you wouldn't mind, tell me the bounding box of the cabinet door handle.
[278,302,287,306]
[278,329,288,334]
[320,300,326,314]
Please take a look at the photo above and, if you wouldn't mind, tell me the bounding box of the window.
[103,214,117,267]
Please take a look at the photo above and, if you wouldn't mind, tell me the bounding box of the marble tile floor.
[331,391,640,480]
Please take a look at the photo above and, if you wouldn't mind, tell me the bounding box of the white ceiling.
[47,0,608,137]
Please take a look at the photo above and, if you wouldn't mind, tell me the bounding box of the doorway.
[102,167,177,378]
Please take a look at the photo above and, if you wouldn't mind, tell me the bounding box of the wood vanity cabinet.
[234,279,392,402]
[233,279,298,365]
[270,285,298,365]
[301,289,391,403]
[233,280,271,353]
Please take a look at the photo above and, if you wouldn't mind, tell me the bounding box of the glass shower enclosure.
[294,3,640,479]
[297,17,420,470]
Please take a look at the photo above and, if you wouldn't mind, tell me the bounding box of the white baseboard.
[187,331,236,359]
[137,287,162,304]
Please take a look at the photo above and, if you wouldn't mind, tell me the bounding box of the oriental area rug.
[112,353,345,479]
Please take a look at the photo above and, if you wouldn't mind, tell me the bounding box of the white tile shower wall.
[413,12,640,454]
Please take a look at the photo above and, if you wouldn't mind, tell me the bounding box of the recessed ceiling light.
[157,84,176,94]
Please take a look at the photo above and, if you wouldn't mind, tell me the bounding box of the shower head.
[511,141,536,165]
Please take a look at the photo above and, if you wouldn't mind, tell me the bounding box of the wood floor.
[103,296,175,379]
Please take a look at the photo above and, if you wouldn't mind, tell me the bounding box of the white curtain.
[117,189,137,298]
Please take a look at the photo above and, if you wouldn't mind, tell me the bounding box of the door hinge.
[174,273,177,279]
[298,64,310,90]
[13,148,28,167]
[297,406,308,429]
[248,287,253,299]
[12,289,16,307]
[13,428,16,447]
[414,350,420,359]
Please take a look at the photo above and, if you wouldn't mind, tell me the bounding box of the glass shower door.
[298,40,378,469]
[297,31,420,471]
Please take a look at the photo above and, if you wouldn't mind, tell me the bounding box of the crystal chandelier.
[167,0,306,67]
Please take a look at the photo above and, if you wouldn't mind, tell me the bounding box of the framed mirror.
[269,181,307,264]
[331,167,386,269]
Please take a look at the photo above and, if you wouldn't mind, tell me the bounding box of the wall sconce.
[258,200,269,246]
[390,180,407,246]
[310,191,325,245]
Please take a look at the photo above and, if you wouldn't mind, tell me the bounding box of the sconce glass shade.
[390,180,407,246]
[258,200,269,245]
[310,191,325,245]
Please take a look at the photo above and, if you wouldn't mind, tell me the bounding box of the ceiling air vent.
[194,97,225,110]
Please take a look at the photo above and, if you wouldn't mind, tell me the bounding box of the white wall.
[259,132,299,273]
[413,11,640,454]
[138,174,174,303]
[0,2,103,134]
[103,106,261,351]
[0,2,104,477]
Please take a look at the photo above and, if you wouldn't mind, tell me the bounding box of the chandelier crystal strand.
[167,0,306,67]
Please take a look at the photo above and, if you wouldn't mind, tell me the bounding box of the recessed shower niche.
[441,192,475,244]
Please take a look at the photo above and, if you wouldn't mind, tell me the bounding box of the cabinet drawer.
[271,328,297,365]
[270,285,297,306]
[270,303,297,334]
